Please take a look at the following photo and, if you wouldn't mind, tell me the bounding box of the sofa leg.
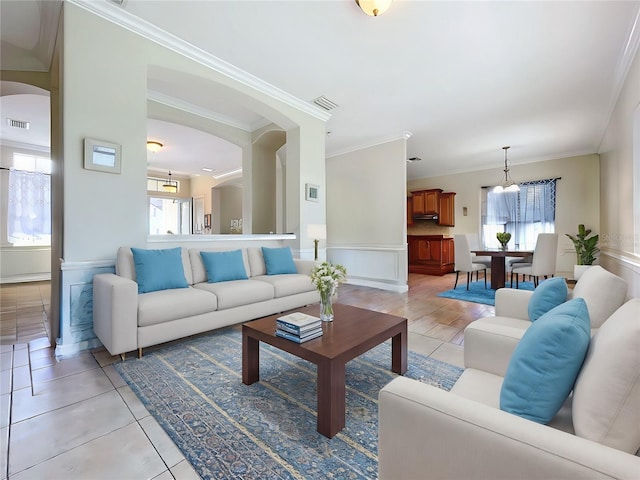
[120,353,125,361]
[138,348,143,359]
[466,272,471,290]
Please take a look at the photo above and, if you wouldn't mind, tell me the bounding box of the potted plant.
[496,232,511,249]
[565,224,599,279]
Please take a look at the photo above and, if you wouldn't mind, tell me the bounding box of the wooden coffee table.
[242,303,407,438]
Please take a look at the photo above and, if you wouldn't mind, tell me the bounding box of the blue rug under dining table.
[437,280,536,305]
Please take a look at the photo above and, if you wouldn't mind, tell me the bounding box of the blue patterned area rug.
[114,327,463,480]
[437,280,535,305]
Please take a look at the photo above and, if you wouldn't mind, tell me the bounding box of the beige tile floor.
[1,274,493,479]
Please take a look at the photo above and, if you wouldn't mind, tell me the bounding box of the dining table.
[471,249,534,290]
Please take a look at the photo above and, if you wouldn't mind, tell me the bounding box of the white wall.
[598,46,640,297]
[54,2,328,354]
[408,154,600,275]
[218,185,243,234]
[326,138,408,291]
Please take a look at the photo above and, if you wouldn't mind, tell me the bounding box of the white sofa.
[379,267,640,479]
[93,246,320,358]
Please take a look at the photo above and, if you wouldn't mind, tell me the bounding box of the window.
[481,179,557,249]
[6,154,52,246]
[148,197,191,235]
[147,176,180,193]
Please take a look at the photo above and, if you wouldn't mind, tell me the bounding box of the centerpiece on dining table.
[496,232,512,250]
[310,261,347,322]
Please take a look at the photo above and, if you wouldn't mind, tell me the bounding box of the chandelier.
[493,146,520,193]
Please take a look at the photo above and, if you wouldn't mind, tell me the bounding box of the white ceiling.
[1,0,639,181]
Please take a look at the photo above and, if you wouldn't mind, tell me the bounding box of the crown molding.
[147,90,254,132]
[326,131,412,159]
[67,0,331,123]
[0,140,51,154]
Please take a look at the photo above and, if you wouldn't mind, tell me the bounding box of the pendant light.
[493,146,520,193]
[163,171,178,193]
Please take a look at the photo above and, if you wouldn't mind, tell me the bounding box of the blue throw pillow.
[131,247,189,294]
[200,250,248,283]
[500,298,591,424]
[528,277,568,321]
[262,246,297,275]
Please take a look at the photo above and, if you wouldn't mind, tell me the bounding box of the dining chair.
[453,234,487,290]
[510,233,558,287]
[466,233,492,270]
[507,255,533,271]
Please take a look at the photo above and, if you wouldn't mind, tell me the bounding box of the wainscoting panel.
[600,250,640,298]
[0,245,51,283]
[57,260,115,357]
[327,245,408,293]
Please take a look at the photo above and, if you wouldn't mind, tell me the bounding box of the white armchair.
[379,267,639,479]
[379,372,640,479]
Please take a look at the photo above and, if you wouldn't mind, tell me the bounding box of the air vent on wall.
[7,118,30,130]
[108,0,127,6]
[312,96,339,111]
[407,157,422,163]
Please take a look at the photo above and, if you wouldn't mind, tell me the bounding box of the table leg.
[242,327,259,385]
[391,327,408,374]
[490,256,506,290]
[317,360,345,438]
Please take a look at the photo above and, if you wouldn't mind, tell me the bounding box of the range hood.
[413,213,439,220]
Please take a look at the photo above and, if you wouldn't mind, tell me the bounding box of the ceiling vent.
[407,157,422,163]
[312,96,339,111]
[7,118,30,130]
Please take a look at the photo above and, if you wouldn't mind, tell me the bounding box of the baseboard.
[346,278,409,293]
[0,273,51,284]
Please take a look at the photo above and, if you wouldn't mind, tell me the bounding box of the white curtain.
[7,170,51,245]
[483,179,557,249]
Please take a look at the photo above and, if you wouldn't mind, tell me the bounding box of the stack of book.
[275,312,323,343]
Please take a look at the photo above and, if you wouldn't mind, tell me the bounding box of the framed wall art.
[83,138,121,174]
[305,183,319,202]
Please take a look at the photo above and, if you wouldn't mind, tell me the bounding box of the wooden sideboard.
[408,235,455,275]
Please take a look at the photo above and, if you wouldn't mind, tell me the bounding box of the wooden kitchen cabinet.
[411,189,442,216]
[438,192,456,226]
[407,197,414,226]
[424,189,440,215]
[407,235,455,275]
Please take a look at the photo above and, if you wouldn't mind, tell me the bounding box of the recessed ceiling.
[1,0,639,181]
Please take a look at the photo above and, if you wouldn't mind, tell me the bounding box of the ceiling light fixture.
[147,141,163,153]
[355,0,393,17]
[493,146,520,193]
[162,171,178,193]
